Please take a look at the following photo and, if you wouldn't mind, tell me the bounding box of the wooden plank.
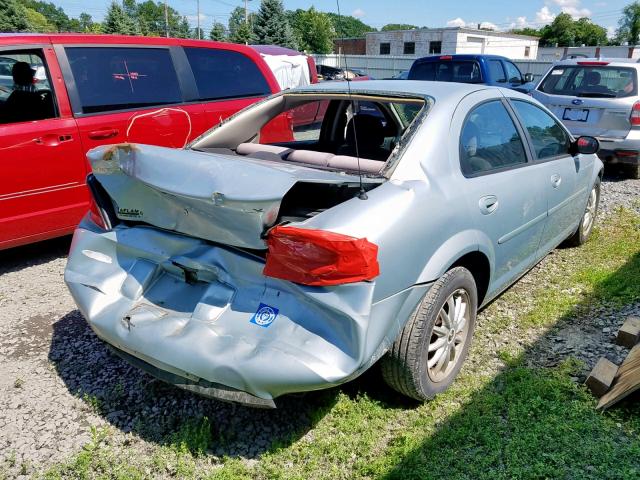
[617,316,640,348]
[586,358,618,397]
[597,345,640,409]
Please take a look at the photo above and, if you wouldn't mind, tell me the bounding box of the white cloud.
[447,17,467,28]
[536,6,556,24]
[508,16,529,29]
[352,8,365,18]
[606,25,616,38]
[547,0,591,19]
[479,21,498,30]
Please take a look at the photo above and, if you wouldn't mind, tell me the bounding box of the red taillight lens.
[630,101,640,126]
[264,226,380,286]
[577,61,609,66]
[440,55,452,60]
[88,194,107,230]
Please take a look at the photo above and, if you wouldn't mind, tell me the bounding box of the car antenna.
[335,0,368,200]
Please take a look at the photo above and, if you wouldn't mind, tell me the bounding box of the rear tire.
[381,267,477,401]
[564,178,600,247]
[624,164,640,180]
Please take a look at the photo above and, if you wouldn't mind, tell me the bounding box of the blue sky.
[53,0,628,36]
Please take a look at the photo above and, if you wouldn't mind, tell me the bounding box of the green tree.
[175,16,191,38]
[253,0,297,48]
[540,13,578,46]
[575,18,607,46]
[326,13,375,37]
[78,12,94,32]
[24,7,55,32]
[19,1,70,31]
[103,1,140,35]
[381,23,417,31]
[209,21,226,41]
[510,27,542,37]
[616,1,640,45]
[228,6,253,39]
[289,7,334,53]
[0,0,30,32]
[230,20,255,44]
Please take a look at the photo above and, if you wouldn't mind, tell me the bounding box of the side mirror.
[524,73,534,83]
[509,76,522,85]
[572,136,599,155]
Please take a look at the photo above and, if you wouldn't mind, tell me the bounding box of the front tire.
[381,267,477,401]
[564,178,600,247]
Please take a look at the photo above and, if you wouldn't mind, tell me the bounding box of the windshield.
[539,65,637,98]
[409,61,483,83]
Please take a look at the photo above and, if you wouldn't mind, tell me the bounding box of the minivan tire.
[381,267,477,401]
[563,178,600,248]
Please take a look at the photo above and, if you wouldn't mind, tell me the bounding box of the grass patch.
[41,209,640,479]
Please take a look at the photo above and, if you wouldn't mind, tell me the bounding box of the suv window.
[460,100,527,175]
[184,47,271,101]
[0,49,56,125]
[539,65,637,98]
[410,61,482,83]
[488,60,506,82]
[66,47,182,114]
[504,62,522,83]
[511,100,570,159]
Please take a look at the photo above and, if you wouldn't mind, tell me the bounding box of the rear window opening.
[539,66,638,98]
[191,93,427,176]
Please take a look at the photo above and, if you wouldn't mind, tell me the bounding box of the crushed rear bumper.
[64,220,429,405]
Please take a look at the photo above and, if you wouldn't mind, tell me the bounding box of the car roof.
[553,57,640,67]
[290,79,496,102]
[413,54,509,62]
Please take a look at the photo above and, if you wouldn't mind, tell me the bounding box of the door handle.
[88,128,119,140]
[34,134,73,147]
[479,195,499,215]
[551,174,562,188]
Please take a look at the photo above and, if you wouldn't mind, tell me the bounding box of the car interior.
[192,94,426,175]
[0,52,55,125]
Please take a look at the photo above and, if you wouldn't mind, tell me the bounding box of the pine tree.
[230,20,255,44]
[175,16,191,38]
[253,0,297,48]
[103,2,139,35]
[210,22,226,41]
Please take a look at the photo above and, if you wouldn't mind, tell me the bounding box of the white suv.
[532,58,640,178]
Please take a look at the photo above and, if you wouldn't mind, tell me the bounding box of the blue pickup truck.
[407,54,535,93]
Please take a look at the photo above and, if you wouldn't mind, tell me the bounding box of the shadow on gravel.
[381,251,640,479]
[0,236,71,275]
[48,309,347,459]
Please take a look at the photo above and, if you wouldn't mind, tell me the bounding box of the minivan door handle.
[88,128,119,140]
[550,174,562,188]
[479,195,499,215]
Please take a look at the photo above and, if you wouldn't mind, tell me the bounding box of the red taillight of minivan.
[263,226,380,286]
[630,101,640,126]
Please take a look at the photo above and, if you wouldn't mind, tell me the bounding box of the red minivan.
[0,34,312,250]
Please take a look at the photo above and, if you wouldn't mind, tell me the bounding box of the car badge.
[572,99,583,105]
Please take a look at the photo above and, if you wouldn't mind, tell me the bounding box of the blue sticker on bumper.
[250,303,279,328]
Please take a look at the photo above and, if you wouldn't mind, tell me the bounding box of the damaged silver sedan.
[65,81,603,407]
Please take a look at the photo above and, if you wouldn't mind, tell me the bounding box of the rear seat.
[236,143,384,174]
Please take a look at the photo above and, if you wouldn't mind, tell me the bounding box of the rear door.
[55,44,204,152]
[533,64,638,139]
[509,99,593,254]
[452,91,548,297]
[0,46,87,249]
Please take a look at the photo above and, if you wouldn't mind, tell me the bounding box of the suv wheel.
[381,267,477,401]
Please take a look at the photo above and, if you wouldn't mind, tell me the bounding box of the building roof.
[365,27,540,42]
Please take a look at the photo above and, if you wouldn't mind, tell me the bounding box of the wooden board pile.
[586,316,640,409]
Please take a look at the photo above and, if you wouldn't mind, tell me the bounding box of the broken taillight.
[88,194,108,230]
[263,226,380,286]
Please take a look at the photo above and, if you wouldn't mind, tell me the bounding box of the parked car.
[408,54,535,93]
[65,80,603,408]
[532,58,640,178]
[250,44,318,89]
[317,64,370,81]
[0,34,296,251]
[391,70,410,80]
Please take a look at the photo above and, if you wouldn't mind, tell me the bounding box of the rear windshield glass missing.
[539,66,637,98]
[409,61,483,83]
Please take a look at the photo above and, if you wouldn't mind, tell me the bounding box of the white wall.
[455,31,538,59]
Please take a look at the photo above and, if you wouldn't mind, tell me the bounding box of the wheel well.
[449,252,490,305]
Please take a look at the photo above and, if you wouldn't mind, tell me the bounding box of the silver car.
[532,58,640,179]
[65,81,603,408]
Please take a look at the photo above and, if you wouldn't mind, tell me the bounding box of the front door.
[0,47,86,249]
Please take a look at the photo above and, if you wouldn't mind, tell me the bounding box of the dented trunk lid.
[89,144,379,249]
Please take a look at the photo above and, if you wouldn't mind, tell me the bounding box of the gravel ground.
[0,173,638,477]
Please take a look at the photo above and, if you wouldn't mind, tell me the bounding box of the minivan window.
[66,47,182,114]
[539,65,637,98]
[410,61,482,83]
[184,47,271,102]
[460,100,527,175]
[511,100,570,159]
